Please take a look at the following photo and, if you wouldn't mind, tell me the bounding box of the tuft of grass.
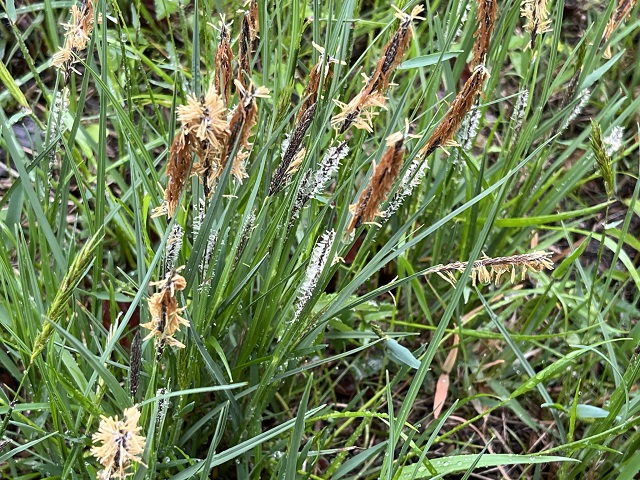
[1,0,639,478]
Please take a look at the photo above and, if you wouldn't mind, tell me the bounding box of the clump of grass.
[2,0,640,478]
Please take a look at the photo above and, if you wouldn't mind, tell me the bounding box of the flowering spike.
[424,251,555,286]
[348,131,405,233]
[331,6,422,133]
[295,230,336,318]
[90,406,146,479]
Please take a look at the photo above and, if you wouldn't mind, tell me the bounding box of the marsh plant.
[0,0,639,478]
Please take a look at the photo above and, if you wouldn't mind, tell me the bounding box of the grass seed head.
[214,15,234,105]
[590,120,615,198]
[171,83,230,199]
[602,0,637,58]
[220,82,270,183]
[129,331,142,400]
[426,251,555,287]
[141,269,189,350]
[419,65,489,158]
[90,406,146,479]
[52,1,96,82]
[237,11,252,89]
[347,131,406,233]
[331,6,422,133]
[521,0,551,50]
[472,0,498,66]
[162,128,192,217]
[270,103,317,195]
[297,42,344,122]
[30,231,102,364]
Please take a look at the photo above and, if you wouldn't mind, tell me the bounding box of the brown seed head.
[163,128,191,217]
[602,0,637,58]
[297,42,344,122]
[214,15,234,105]
[419,65,489,158]
[52,1,96,82]
[248,0,259,48]
[331,6,422,133]
[425,251,555,287]
[368,5,424,92]
[141,270,189,350]
[347,131,405,233]
[173,83,230,198]
[472,0,498,67]
[177,84,228,150]
[218,81,270,183]
[237,11,252,89]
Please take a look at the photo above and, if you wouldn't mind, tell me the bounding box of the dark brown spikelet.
[331,6,423,133]
[220,82,270,182]
[129,331,141,400]
[214,17,233,105]
[164,129,191,217]
[270,103,317,195]
[368,5,423,93]
[298,63,323,122]
[347,131,405,233]
[472,0,498,67]
[419,66,489,158]
[237,12,252,89]
[297,43,344,122]
[248,0,259,51]
[602,0,637,58]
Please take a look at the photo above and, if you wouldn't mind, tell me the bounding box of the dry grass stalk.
[425,251,554,287]
[418,65,489,158]
[602,0,637,58]
[472,0,498,67]
[521,0,551,49]
[270,103,318,195]
[220,81,270,183]
[90,406,146,480]
[51,0,96,83]
[347,131,405,233]
[331,5,423,133]
[214,16,234,105]
[141,269,190,350]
